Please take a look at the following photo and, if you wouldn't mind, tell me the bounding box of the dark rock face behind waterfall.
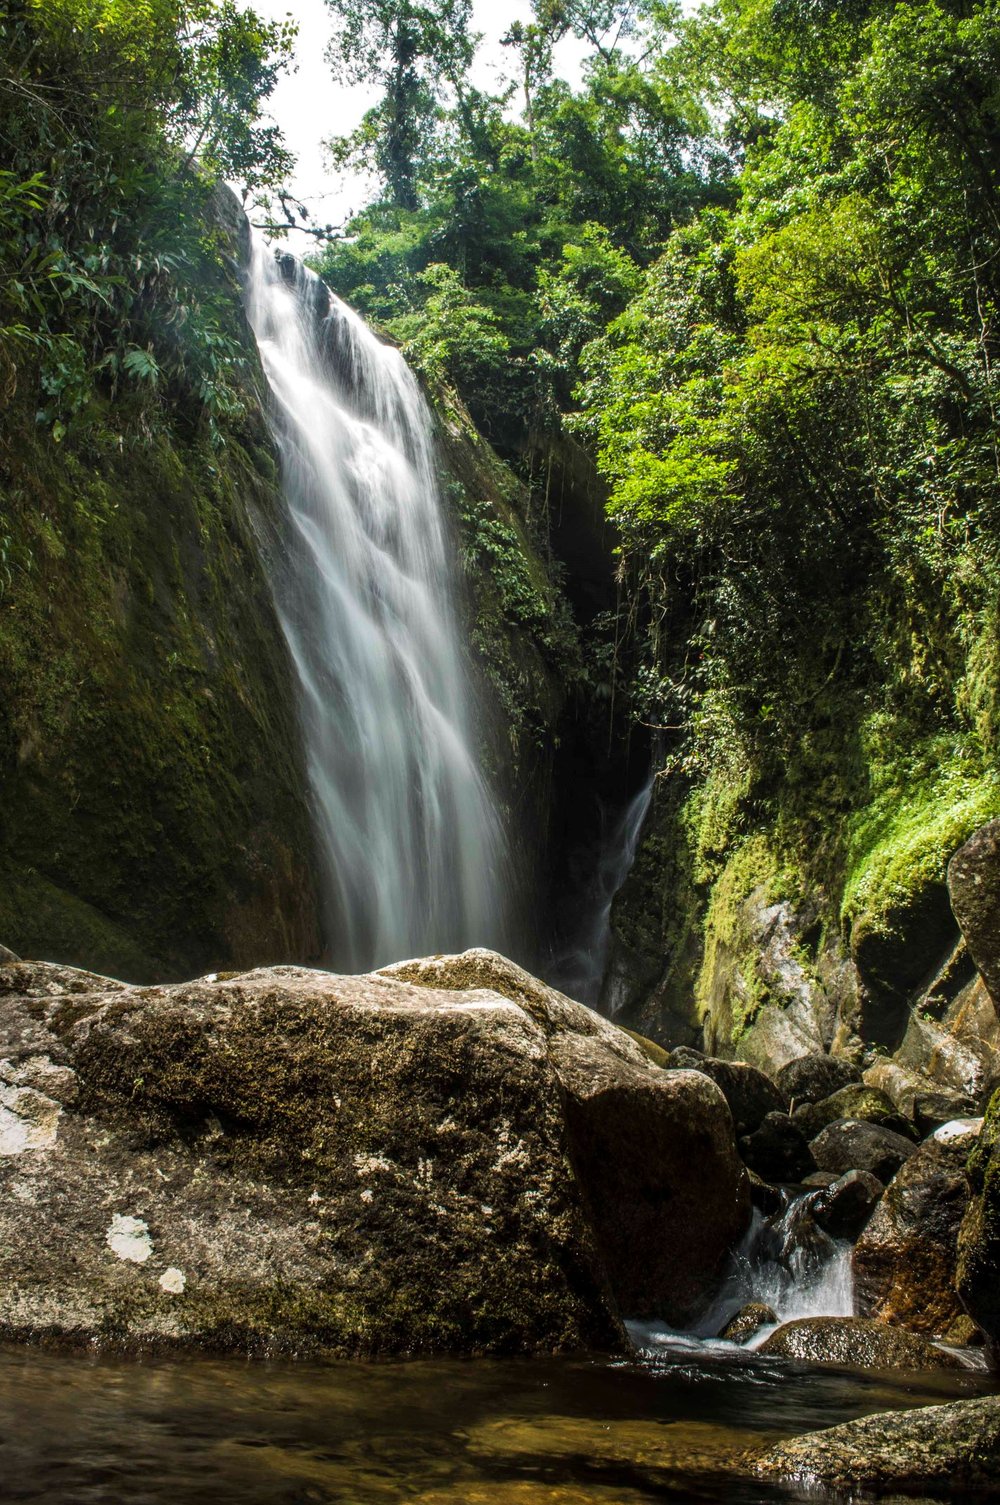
[0,949,749,1357]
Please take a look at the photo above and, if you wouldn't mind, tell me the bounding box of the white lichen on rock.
[106,1215,153,1264]
[158,1267,186,1294]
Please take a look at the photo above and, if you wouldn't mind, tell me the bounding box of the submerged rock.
[756,1394,1000,1494]
[776,1053,860,1108]
[810,1118,917,1182]
[812,1170,883,1242]
[720,1302,777,1344]
[0,949,749,1357]
[854,1119,982,1341]
[757,1315,966,1372]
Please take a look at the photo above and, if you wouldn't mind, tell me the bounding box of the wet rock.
[801,1170,839,1189]
[757,1315,967,1371]
[0,950,750,1356]
[720,1302,777,1343]
[854,1119,982,1341]
[957,1089,1000,1354]
[755,1394,1000,1494]
[912,1087,979,1135]
[747,1169,784,1216]
[666,1046,705,1070]
[810,1119,917,1182]
[0,944,20,964]
[776,1053,860,1109]
[874,973,1000,1113]
[666,1055,786,1137]
[792,1083,916,1143]
[812,1171,883,1242]
[949,820,1000,1014]
[739,1112,816,1184]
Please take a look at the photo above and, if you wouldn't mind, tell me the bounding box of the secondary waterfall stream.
[245,243,507,969]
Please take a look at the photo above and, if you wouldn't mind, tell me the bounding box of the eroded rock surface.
[0,949,749,1356]
[949,821,1000,1014]
[957,1089,1000,1354]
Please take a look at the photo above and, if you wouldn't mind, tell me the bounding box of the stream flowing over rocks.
[0,949,748,1356]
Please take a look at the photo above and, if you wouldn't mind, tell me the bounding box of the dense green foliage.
[0,0,294,444]
[315,0,1000,1024]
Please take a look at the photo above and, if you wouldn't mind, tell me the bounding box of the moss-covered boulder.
[792,1083,916,1143]
[949,820,1000,1016]
[854,1119,982,1341]
[0,949,749,1356]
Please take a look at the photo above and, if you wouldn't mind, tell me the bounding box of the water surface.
[1,1343,995,1503]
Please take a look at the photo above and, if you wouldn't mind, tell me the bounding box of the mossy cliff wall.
[608,729,1000,1072]
[0,198,322,981]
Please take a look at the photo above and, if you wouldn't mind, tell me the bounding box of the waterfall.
[550,775,654,1006]
[245,243,508,970]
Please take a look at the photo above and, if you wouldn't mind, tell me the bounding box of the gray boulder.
[755,1394,1000,1494]
[0,949,750,1356]
[949,820,1000,1013]
[757,1315,967,1372]
[854,1118,982,1342]
[810,1118,917,1182]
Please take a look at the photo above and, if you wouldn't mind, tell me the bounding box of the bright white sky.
[247,0,590,246]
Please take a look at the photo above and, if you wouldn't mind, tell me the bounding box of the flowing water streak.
[246,243,507,969]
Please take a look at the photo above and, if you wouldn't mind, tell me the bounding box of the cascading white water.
[245,242,507,969]
[550,775,654,1006]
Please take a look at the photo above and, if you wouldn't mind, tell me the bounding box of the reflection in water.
[0,1346,995,1504]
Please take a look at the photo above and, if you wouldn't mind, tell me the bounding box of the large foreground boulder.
[0,950,749,1357]
[854,1119,982,1341]
[755,1395,1000,1495]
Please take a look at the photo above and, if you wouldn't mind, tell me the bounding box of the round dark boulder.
[810,1119,917,1183]
[758,1315,967,1371]
[813,1170,883,1242]
[739,1112,816,1184]
[777,1053,861,1108]
[720,1302,777,1344]
[667,1054,787,1136]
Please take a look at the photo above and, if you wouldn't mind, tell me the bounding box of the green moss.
[842,733,1000,947]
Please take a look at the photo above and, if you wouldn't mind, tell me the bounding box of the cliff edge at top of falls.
[0,947,749,1358]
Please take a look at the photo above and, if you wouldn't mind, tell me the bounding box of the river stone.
[854,1119,982,1341]
[810,1118,917,1182]
[739,1112,816,1184]
[720,1302,777,1343]
[0,950,750,1356]
[757,1315,966,1372]
[792,1083,916,1143]
[812,1170,883,1242]
[957,1089,1000,1355]
[948,820,1000,1014]
[755,1394,1000,1494]
[776,1053,860,1109]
